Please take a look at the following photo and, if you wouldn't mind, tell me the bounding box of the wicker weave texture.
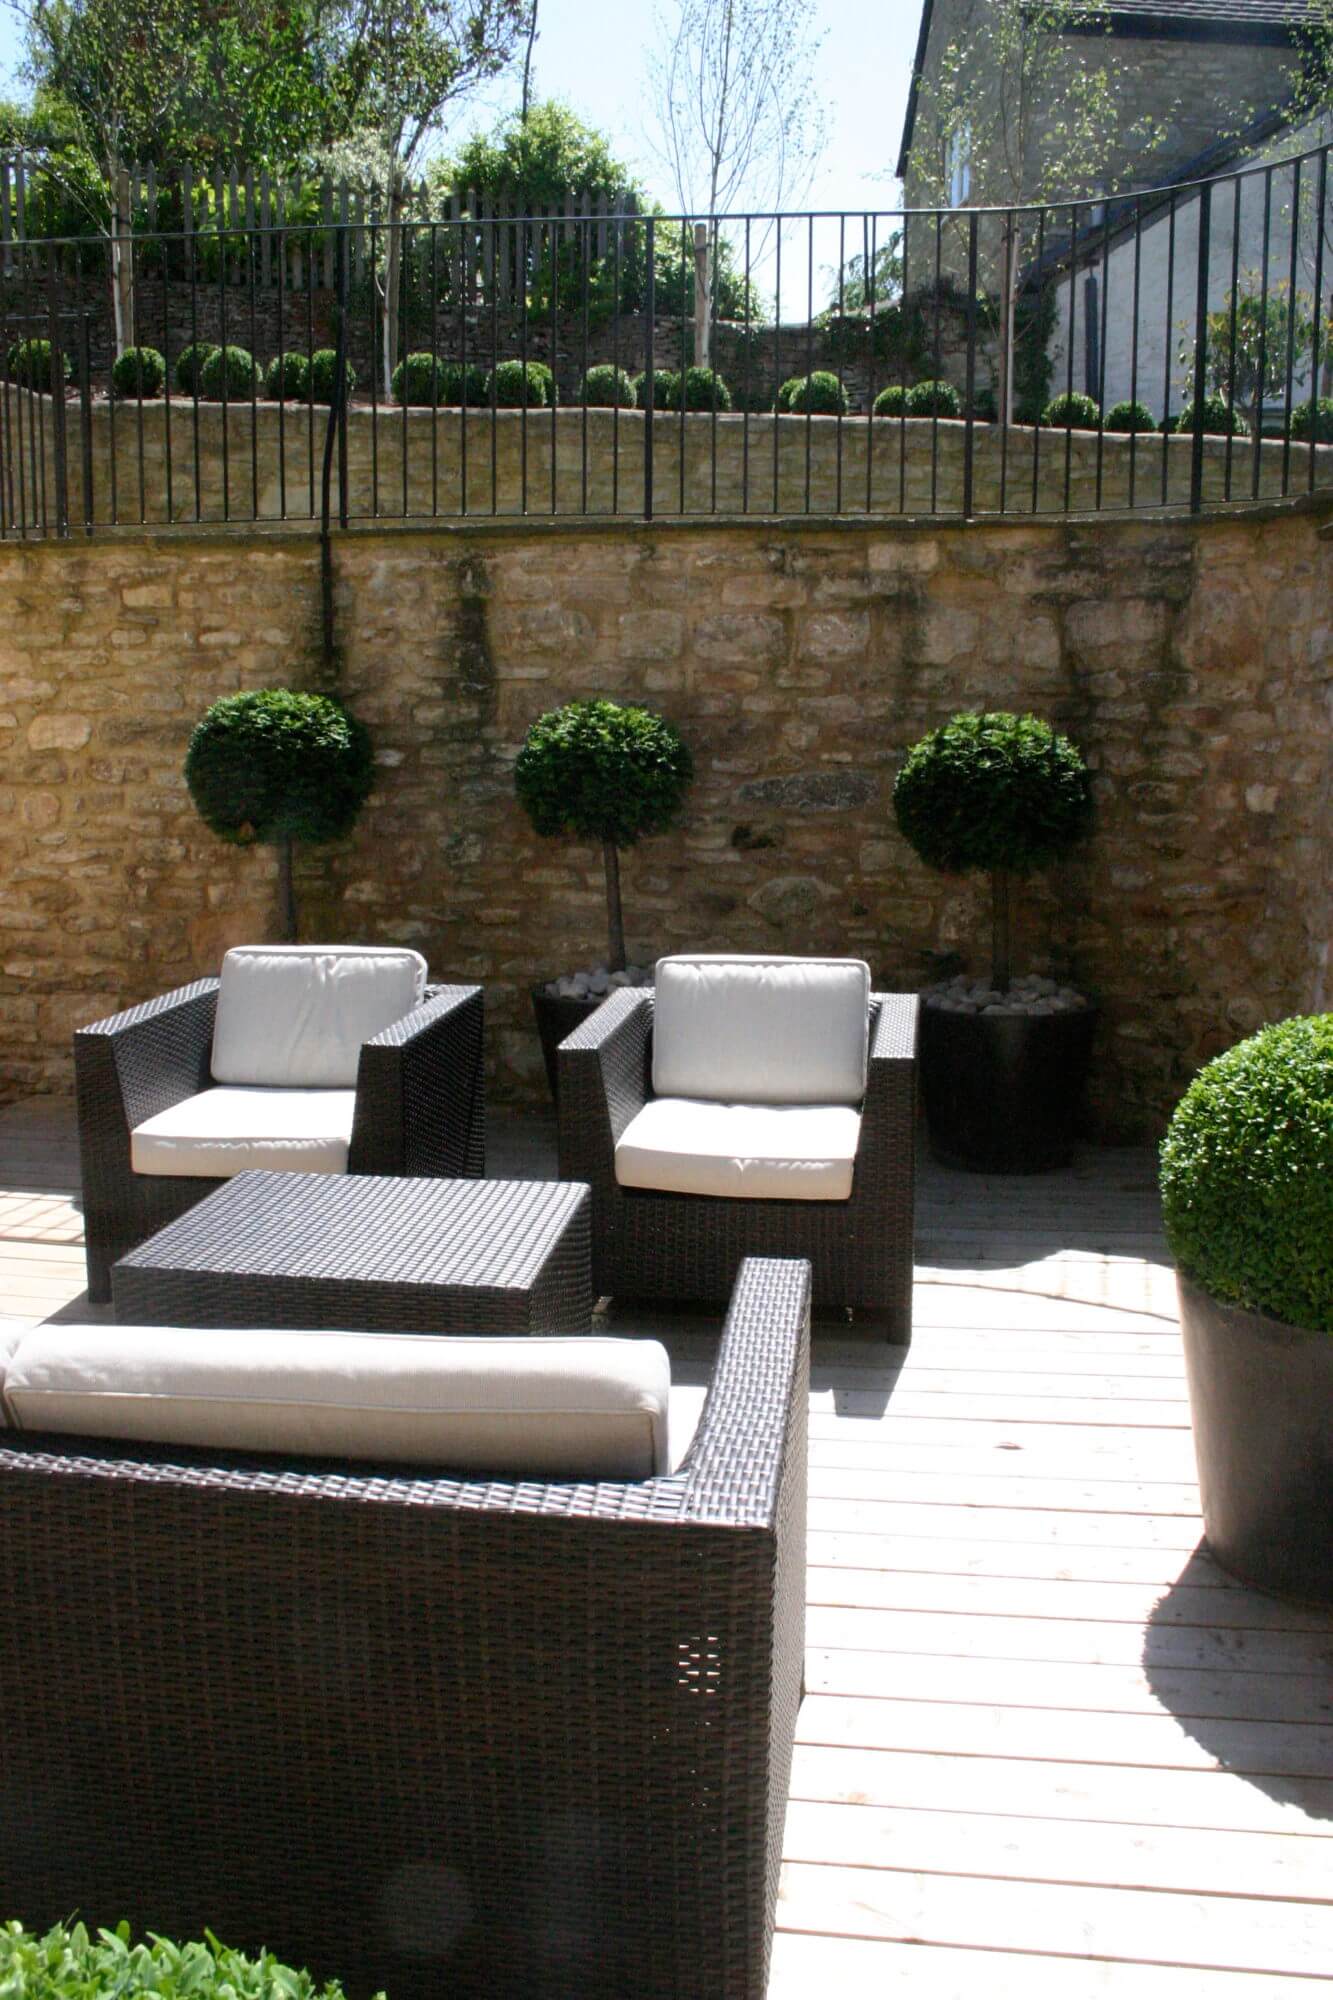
[112,1171,594,1334]
[0,1257,810,2000]
[557,989,918,1339]
[75,981,485,1303]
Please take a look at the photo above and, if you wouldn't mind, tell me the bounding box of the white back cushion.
[652,955,871,1106]
[3,1325,671,1481]
[212,945,427,1088]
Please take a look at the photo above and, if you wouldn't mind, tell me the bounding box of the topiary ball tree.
[110,346,166,399]
[175,341,219,396]
[199,344,258,400]
[872,382,907,417]
[310,347,356,404]
[514,697,693,973]
[905,377,960,418]
[264,351,311,401]
[893,710,1093,992]
[1173,392,1247,437]
[786,370,848,415]
[1104,398,1157,434]
[1160,1014,1333,1333]
[1290,396,1333,443]
[1043,389,1101,429]
[489,359,554,407]
[184,688,374,942]
[581,363,637,407]
[392,351,443,405]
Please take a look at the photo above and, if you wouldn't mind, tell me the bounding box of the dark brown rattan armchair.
[0,1256,810,2000]
[75,977,485,1302]
[558,986,918,1338]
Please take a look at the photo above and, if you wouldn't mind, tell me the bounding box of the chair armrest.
[348,983,485,1179]
[857,990,920,1172]
[556,989,653,1182]
[75,980,219,1148]
[676,1255,811,1527]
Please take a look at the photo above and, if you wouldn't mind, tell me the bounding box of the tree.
[1179,281,1316,433]
[646,0,827,362]
[906,0,1167,425]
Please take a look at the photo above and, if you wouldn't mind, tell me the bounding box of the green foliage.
[0,1919,378,2000]
[199,344,258,399]
[439,360,489,406]
[1160,1015,1333,1333]
[1179,284,1315,423]
[905,378,960,418]
[1289,396,1333,443]
[265,351,311,400]
[392,350,445,404]
[175,341,219,396]
[441,99,633,213]
[515,697,693,851]
[970,386,998,422]
[110,344,165,397]
[580,363,637,407]
[658,366,732,412]
[873,383,907,417]
[488,358,554,407]
[893,710,1093,880]
[1013,282,1057,423]
[775,374,802,412]
[184,688,374,848]
[1043,389,1100,429]
[830,233,903,314]
[1174,393,1248,437]
[310,348,355,404]
[785,370,849,415]
[7,335,70,387]
[634,368,679,409]
[1103,398,1157,434]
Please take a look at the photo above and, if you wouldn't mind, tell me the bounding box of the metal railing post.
[1189,180,1212,514]
[643,213,655,521]
[962,211,979,520]
[46,254,68,537]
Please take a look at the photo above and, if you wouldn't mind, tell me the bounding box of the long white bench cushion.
[615,1097,861,1201]
[0,1328,23,1408]
[131,1086,356,1177]
[652,954,870,1106]
[2,1325,672,1480]
[211,945,428,1089]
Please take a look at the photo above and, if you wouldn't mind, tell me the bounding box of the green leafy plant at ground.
[970,386,998,422]
[784,370,848,414]
[174,341,219,396]
[184,688,373,943]
[1290,396,1333,442]
[775,374,803,412]
[1178,284,1314,434]
[1013,281,1057,424]
[1173,392,1248,437]
[580,363,637,406]
[893,710,1093,991]
[439,361,490,407]
[489,358,555,407]
[7,335,70,387]
[392,351,444,405]
[633,368,679,408]
[265,351,311,401]
[0,1920,381,2000]
[515,697,693,972]
[872,382,907,417]
[1160,1014,1332,1332]
[1043,390,1100,429]
[1103,398,1157,433]
[110,345,165,398]
[905,378,960,418]
[658,366,732,411]
[199,344,258,400]
[310,349,355,404]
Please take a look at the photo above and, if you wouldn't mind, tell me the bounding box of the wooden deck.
[2,1094,1330,1997]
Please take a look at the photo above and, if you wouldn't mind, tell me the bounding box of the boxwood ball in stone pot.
[515,697,693,1101]
[1160,1014,1333,1604]
[893,710,1095,1172]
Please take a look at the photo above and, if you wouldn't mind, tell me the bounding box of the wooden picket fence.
[0,155,641,301]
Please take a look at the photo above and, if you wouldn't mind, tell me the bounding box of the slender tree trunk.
[693,221,711,368]
[990,867,1011,993]
[109,156,135,358]
[999,216,1018,429]
[521,0,539,121]
[603,840,626,972]
[382,171,403,400]
[277,835,297,943]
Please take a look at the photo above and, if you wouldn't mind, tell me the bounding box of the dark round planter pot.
[530,985,603,1104]
[919,1002,1097,1173]
[1177,1274,1333,1606]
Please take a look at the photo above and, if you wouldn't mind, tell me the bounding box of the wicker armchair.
[0,1256,810,2000]
[558,981,918,1338]
[75,975,485,1302]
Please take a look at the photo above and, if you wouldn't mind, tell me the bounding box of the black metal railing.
[0,140,1329,540]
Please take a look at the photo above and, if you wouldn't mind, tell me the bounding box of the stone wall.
[1,502,1329,1138]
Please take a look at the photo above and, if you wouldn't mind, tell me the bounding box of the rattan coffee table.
[111,1170,593,1334]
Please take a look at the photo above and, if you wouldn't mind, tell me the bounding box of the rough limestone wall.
[1,504,1328,1138]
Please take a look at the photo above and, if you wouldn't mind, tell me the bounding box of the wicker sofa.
[74,950,485,1302]
[0,1257,810,2000]
[558,960,919,1339]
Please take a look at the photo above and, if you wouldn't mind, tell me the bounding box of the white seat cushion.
[615,1097,861,1201]
[131,1086,356,1177]
[211,944,428,1089]
[652,954,870,1106]
[2,1325,672,1481]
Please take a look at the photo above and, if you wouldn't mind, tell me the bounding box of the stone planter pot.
[919,1003,1097,1173]
[1177,1274,1333,1606]
[530,986,603,1104]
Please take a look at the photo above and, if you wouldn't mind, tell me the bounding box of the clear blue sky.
[0,0,923,209]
